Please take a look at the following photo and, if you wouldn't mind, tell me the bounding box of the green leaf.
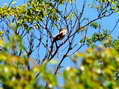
[90,22,100,29]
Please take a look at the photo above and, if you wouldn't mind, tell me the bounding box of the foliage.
[1,47,119,89]
[97,0,119,13]
[70,47,119,89]
[83,30,112,47]
[0,0,119,89]
[0,53,41,89]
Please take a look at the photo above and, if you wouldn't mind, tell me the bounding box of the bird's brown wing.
[53,33,65,42]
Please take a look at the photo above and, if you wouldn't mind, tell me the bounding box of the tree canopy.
[0,0,119,89]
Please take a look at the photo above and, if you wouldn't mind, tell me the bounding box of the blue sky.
[0,0,119,85]
[0,0,119,64]
[1,0,119,68]
[0,0,27,6]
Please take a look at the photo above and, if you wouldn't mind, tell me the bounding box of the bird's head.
[59,28,67,35]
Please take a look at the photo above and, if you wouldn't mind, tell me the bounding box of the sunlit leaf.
[0,40,5,47]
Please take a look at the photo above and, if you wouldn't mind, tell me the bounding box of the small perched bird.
[49,28,67,58]
[53,28,67,42]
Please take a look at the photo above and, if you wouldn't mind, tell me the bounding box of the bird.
[53,28,67,42]
[49,28,67,57]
